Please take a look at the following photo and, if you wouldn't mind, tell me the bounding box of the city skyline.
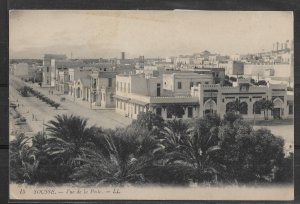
[10,10,293,59]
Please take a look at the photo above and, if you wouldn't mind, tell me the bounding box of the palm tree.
[161,117,222,184]
[226,99,242,114]
[71,128,164,185]
[9,133,40,183]
[130,111,165,132]
[10,133,31,182]
[259,99,274,120]
[44,114,94,181]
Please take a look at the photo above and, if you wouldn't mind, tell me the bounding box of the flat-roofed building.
[89,70,117,108]
[115,73,202,119]
[191,78,292,119]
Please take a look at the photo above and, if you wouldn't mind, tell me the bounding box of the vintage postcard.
[9,10,294,200]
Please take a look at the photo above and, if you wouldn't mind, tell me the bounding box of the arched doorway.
[204,99,217,115]
[253,101,261,114]
[273,98,284,119]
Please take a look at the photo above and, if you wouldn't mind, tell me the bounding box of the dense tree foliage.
[10,112,293,186]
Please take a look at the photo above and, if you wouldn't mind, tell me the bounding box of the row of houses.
[41,54,294,121]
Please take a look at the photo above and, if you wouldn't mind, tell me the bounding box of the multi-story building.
[183,67,225,85]
[162,72,213,96]
[43,54,67,87]
[55,68,69,94]
[115,74,293,120]
[42,66,51,87]
[218,60,244,75]
[115,72,213,119]
[68,67,93,99]
[89,70,117,108]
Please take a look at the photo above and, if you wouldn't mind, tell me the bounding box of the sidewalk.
[11,76,132,129]
[30,82,114,111]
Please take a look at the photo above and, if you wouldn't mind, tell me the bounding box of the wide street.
[9,75,133,136]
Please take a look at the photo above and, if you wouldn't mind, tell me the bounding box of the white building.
[115,72,213,119]
[191,78,293,119]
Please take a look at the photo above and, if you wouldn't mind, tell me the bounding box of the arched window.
[239,102,248,115]
[226,102,235,112]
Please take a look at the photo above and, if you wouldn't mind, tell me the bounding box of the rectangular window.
[205,81,209,84]
[120,82,122,92]
[117,82,119,91]
[156,107,162,116]
[178,82,182,89]
[124,83,126,92]
[190,82,194,88]
[108,78,112,87]
[47,67,49,72]
[188,107,193,118]
[134,105,137,114]
[128,83,130,93]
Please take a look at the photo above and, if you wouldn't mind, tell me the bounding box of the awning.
[128,99,149,106]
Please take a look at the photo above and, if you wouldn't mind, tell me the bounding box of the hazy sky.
[9,10,293,59]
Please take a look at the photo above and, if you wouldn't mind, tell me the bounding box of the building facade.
[191,78,293,119]
[114,72,213,119]
[115,74,293,120]
[89,70,117,108]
